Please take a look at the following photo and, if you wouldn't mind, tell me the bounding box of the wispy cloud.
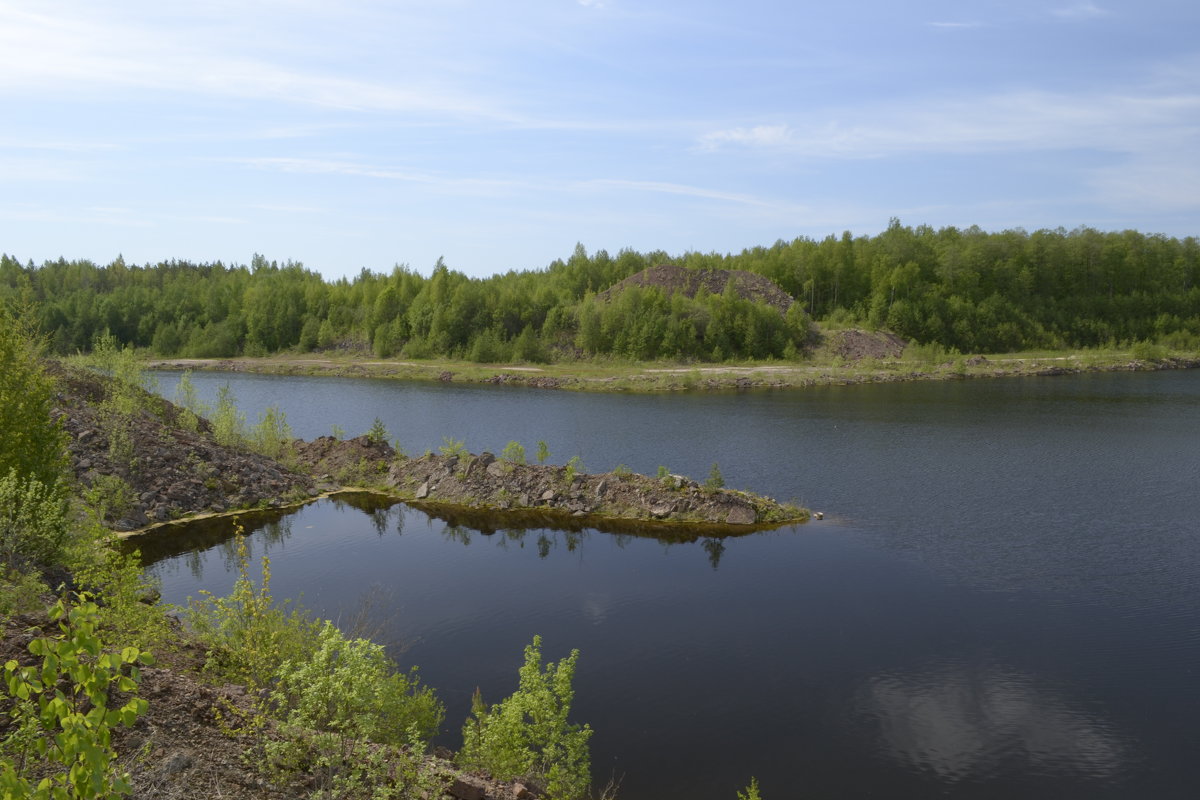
[0,5,509,120]
[581,178,775,207]
[697,90,1200,159]
[1051,2,1110,19]
[224,156,542,197]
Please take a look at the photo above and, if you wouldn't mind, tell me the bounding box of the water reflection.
[860,661,1131,784]
[132,494,757,576]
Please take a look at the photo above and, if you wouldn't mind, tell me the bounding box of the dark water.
[140,369,1200,799]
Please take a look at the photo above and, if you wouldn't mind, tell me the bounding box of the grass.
[144,343,1199,395]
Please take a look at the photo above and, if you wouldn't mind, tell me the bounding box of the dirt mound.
[292,435,396,484]
[816,328,907,360]
[597,264,794,314]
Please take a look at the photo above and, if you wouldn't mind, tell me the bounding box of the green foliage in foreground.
[0,304,67,491]
[186,531,323,689]
[187,530,447,798]
[459,635,592,800]
[1,594,152,800]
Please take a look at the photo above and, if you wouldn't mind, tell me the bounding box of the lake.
[138,368,1200,799]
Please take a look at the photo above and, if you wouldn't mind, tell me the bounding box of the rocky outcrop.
[384,452,806,529]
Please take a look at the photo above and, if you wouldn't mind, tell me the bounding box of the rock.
[518,493,531,506]
[416,482,430,499]
[541,489,556,502]
[649,502,674,518]
[725,504,756,525]
[162,750,194,775]
[595,479,608,497]
[447,777,486,800]
[487,461,506,478]
[477,452,495,467]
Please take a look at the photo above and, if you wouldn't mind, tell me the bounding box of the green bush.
[211,384,247,448]
[439,437,468,459]
[458,635,591,800]
[501,441,527,465]
[0,305,67,491]
[563,456,584,484]
[264,621,445,796]
[0,593,152,800]
[737,777,763,800]
[366,417,390,446]
[0,470,71,573]
[536,441,551,465]
[186,530,321,689]
[250,406,294,462]
[1131,339,1168,361]
[704,462,725,490]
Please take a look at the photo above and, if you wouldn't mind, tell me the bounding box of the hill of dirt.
[597,264,795,314]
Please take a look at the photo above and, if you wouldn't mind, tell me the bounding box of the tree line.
[3,221,1199,361]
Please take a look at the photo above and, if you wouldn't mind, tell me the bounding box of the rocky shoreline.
[53,363,806,537]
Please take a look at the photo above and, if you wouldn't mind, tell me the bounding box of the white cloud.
[1051,2,1110,19]
[0,4,508,119]
[582,178,776,207]
[697,90,1200,160]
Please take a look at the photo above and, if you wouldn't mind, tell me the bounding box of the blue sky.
[2,0,1197,280]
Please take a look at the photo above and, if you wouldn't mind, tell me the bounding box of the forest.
[3,221,1199,362]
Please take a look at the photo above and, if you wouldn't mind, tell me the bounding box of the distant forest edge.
[5,221,1200,361]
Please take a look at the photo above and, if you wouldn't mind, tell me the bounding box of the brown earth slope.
[597,263,795,314]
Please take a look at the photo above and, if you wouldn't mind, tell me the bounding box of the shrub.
[211,384,247,448]
[0,305,67,490]
[265,621,444,793]
[704,462,725,490]
[186,530,322,689]
[81,473,136,523]
[536,441,551,465]
[0,594,152,800]
[458,635,592,800]
[439,437,468,458]
[0,469,70,573]
[1131,339,1168,361]
[366,417,390,446]
[250,405,294,461]
[564,456,584,483]
[737,777,763,800]
[501,441,527,465]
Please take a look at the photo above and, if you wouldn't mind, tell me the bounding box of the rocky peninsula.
[53,363,807,537]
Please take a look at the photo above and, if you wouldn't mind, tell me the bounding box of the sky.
[1,0,1198,281]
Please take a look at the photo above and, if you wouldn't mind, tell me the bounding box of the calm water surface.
[140,369,1200,799]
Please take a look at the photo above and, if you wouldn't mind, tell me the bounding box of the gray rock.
[595,479,608,497]
[725,504,756,525]
[486,461,506,477]
[415,482,430,499]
